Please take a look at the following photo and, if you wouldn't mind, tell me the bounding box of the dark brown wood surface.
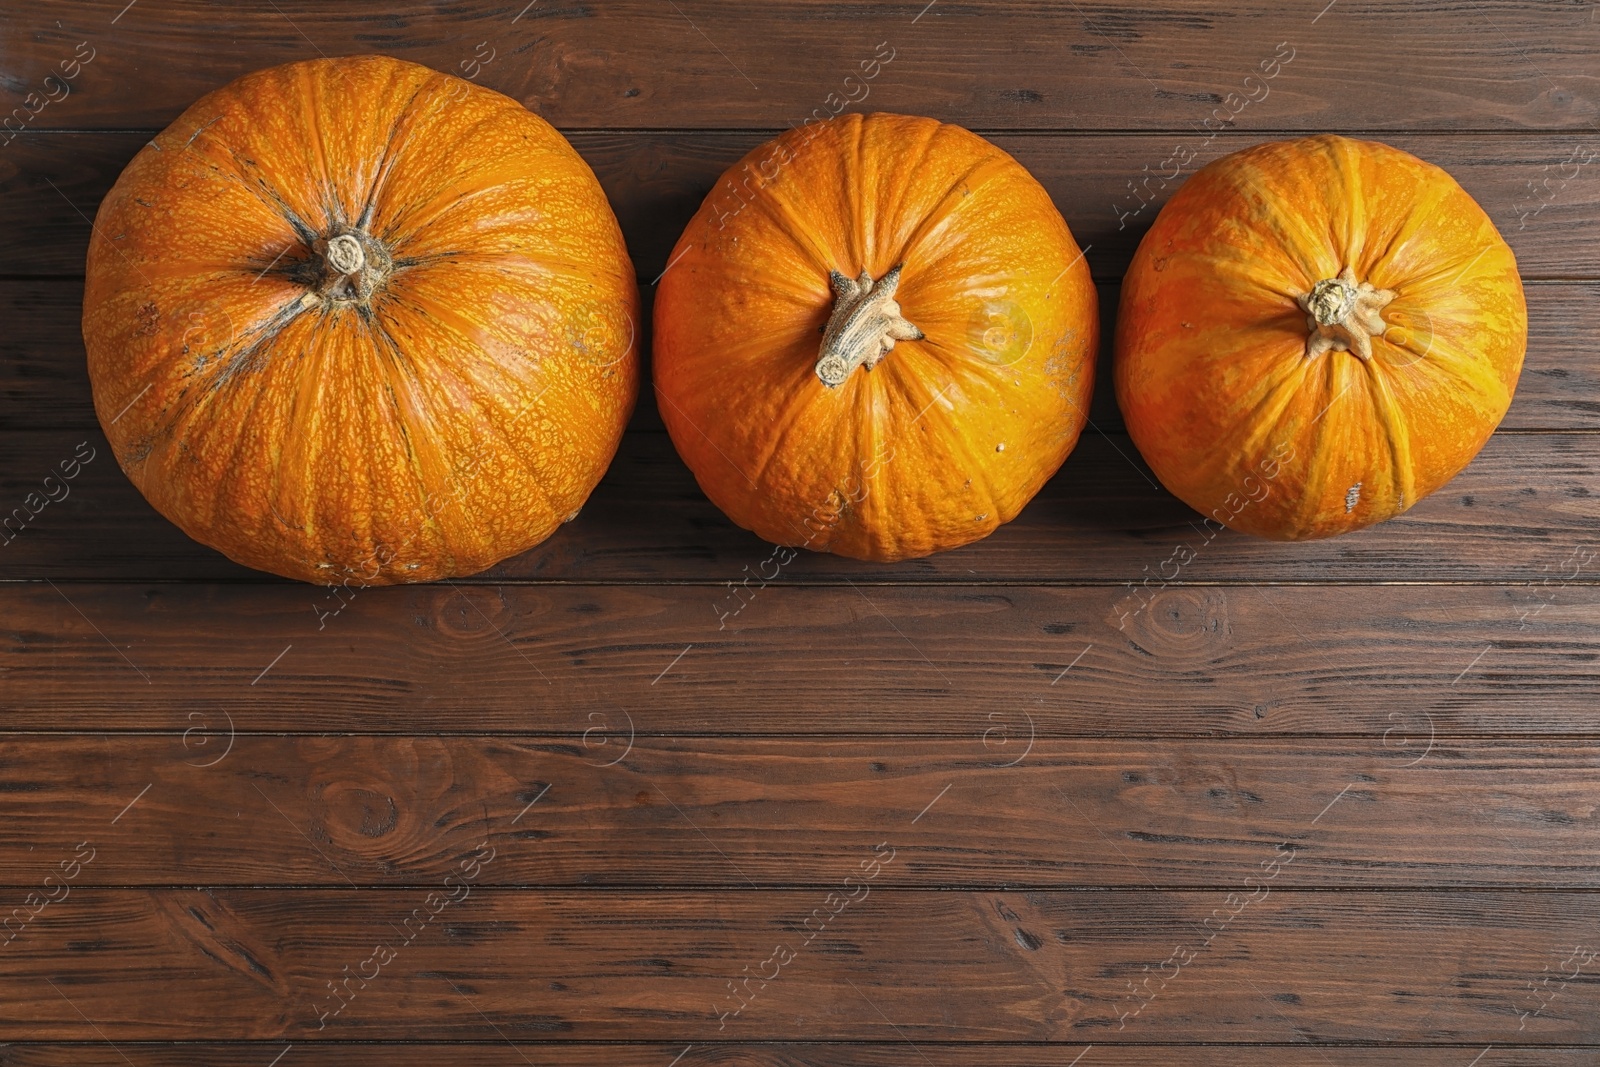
[2,0,1597,1062]
[4,736,1600,887]
[2,582,1596,733]
[2,1050,1594,1067]
[7,889,1600,1042]
[8,0,1599,131]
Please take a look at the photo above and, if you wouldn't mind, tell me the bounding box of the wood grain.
[1,582,1595,734]
[5,131,1599,279]
[3,735,1600,889]
[0,1045,1588,1066]
[6,0,1597,131]
[2,428,1595,583]
[6,279,1598,435]
[3,888,1599,1042]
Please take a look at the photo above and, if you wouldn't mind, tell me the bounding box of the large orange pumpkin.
[653,112,1098,561]
[84,55,638,584]
[1115,135,1525,540]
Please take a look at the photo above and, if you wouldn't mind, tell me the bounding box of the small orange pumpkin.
[84,55,638,584]
[1115,134,1526,540]
[653,112,1098,561]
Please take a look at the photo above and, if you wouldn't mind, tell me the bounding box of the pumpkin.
[83,55,638,584]
[652,112,1098,561]
[1115,134,1525,540]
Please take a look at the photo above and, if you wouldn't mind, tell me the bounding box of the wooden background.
[2,0,1599,1063]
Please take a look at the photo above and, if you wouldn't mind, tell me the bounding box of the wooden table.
[3,2,1598,1063]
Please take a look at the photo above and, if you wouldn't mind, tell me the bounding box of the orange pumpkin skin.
[1115,135,1526,541]
[84,55,638,584]
[653,113,1098,562]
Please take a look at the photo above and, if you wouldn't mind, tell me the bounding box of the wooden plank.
[6,279,1598,435]
[4,888,1600,1041]
[5,131,1600,279]
[0,582,1594,734]
[2,428,1595,583]
[4,736,1600,888]
[6,1,1597,132]
[0,1045,1589,1066]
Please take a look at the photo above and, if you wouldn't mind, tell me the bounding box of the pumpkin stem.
[325,233,365,277]
[315,231,391,304]
[1295,266,1396,362]
[814,265,924,387]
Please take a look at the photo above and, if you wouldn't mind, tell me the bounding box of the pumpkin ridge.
[380,170,553,255]
[909,375,1006,532]
[1366,362,1418,517]
[1379,332,1510,446]
[1224,357,1315,466]
[680,251,824,310]
[880,117,945,262]
[1357,159,1454,281]
[164,125,323,253]
[736,357,833,506]
[1359,173,1457,289]
[1273,351,1376,531]
[383,273,598,432]
[399,252,628,291]
[884,319,988,392]
[358,313,453,567]
[888,151,1019,272]
[1361,223,1408,284]
[295,61,344,232]
[1258,186,1338,293]
[1273,353,1344,536]
[354,72,438,231]
[101,276,286,431]
[210,64,340,235]
[303,57,434,232]
[147,108,319,250]
[366,100,540,243]
[385,295,576,521]
[718,166,842,281]
[257,313,337,548]
[1382,222,1507,295]
[655,386,761,490]
[848,379,888,555]
[171,318,307,541]
[847,112,869,271]
[142,291,314,466]
[887,121,1011,253]
[1194,142,1337,291]
[415,348,571,529]
[384,269,523,359]
[342,316,440,572]
[1329,135,1372,273]
[209,296,316,392]
[225,144,321,246]
[331,331,388,572]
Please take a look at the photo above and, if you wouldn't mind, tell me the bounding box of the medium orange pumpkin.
[653,112,1098,561]
[1115,134,1526,540]
[84,55,638,584]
